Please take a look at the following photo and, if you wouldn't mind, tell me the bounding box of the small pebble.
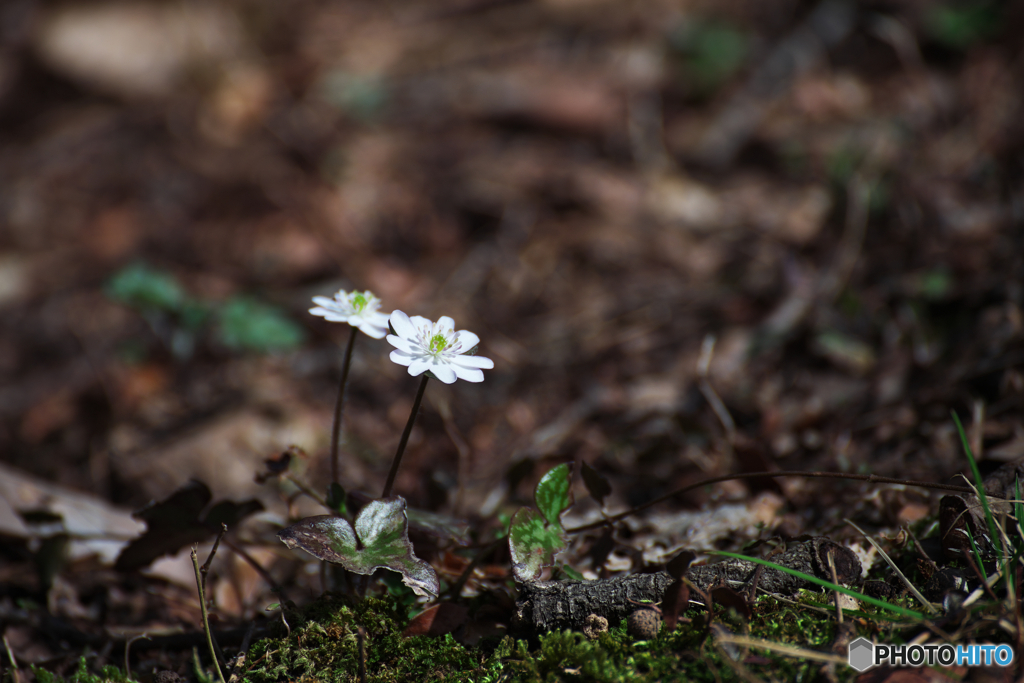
[583,613,608,640]
[627,608,662,640]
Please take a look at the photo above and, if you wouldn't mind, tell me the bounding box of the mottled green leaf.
[535,463,573,528]
[509,507,567,583]
[277,497,438,597]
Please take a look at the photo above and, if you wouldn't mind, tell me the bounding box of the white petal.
[407,360,431,377]
[389,310,417,339]
[435,316,455,334]
[311,297,336,309]
[389,349,414,367]
[316,311,351,323]
[371,311,391,326]
[387,336,420,353]
[357,321,387,339]
[430,364,457,384]
[452,365,484,382]
[451,354,493,369]
[408,318,434,340]
[455,331,480,350]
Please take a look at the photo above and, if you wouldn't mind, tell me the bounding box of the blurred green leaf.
[106,262,185,312]
[320,71,388,122]
[919,268,953,300]
[813,331,876,375]
[924,3,999,50]
[559,564,584,581]
[671,19,748,94]
[179,299,212,331]
[217,296,305,353]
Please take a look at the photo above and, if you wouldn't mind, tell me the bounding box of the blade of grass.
[797,598,922,624]
[713,634,846,665]
[709,550,926,619]
[844,519,938,614]
[952,412,1004,564]
[953,411,1016,610]
[963,525,999,603]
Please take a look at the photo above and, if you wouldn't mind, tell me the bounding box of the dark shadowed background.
[1,0,1023,665]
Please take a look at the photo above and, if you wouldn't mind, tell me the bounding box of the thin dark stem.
[125,633,150,682]
[331,327,359,488]
[444,538,506,599]
[382,375,429,499]
[229,621,256,683]
[192,548,227,683]
[222,538,285,599]
[565,470,975,534]
[201,524,228,592]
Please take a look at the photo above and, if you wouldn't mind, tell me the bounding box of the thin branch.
[228,621,256,683]
[221,538,284,598]
[191,548,227,683]
[566,470,974,534]
[444,538,506,599]
[125,634,150,681]
[283,474,328,509]
[201,524,228,596]
[697,334,736,438]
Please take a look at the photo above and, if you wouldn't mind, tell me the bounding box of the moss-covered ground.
[236,590,879,683]
[29,588,943,683]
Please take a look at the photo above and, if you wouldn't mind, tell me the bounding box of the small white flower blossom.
[386,311,494,384]
[309,290,390,339]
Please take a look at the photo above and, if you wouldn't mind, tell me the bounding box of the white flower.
[309,290,390,339]
[386,310,494,384]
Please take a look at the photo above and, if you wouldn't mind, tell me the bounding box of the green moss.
[241,592,887,683]
[752,593,836,647]
[31,656,135,683]
[243,594,484,683]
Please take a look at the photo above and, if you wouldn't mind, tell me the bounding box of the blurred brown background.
[1,0,1023,599]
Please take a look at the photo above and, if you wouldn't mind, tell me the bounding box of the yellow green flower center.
[351,293,368,311]
[429,333,449,354]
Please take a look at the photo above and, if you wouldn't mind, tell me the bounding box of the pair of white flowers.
[309,290,493,384]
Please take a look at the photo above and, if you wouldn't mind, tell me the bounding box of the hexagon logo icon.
[848,637,875,672]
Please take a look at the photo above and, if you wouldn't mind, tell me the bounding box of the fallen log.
[514,537,861,635]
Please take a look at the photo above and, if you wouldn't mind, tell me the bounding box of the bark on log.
[514,538,860,635]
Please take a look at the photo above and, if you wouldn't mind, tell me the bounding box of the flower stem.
[330,326,358,488]
[382,375,429,498]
